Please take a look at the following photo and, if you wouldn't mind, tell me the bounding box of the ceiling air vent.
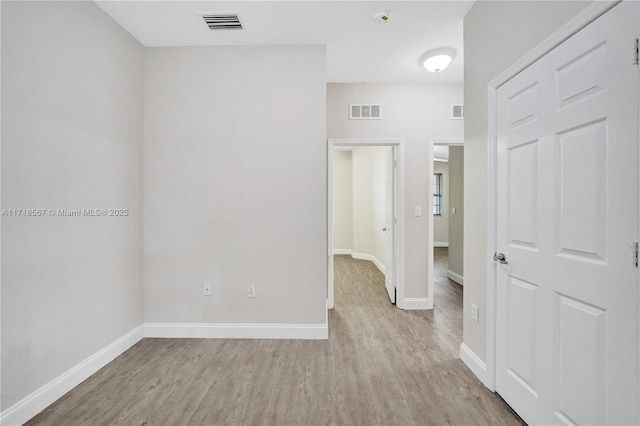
[350,104,382,120]
[451,104,464,120]
[201,13,243,31]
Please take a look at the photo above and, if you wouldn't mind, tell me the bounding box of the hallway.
[329,253,519,424]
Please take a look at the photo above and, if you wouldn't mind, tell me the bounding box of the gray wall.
[448,146,463,277]
[433,161,449,245]
[328,83,463,300]
[143,46,327,325]
[1,1,144,410]
[463,0,592,361]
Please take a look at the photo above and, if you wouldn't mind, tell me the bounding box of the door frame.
[484,0,624,391]
[427,138,464,309]
[327,138,405,310]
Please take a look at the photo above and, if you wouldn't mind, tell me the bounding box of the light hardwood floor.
[28,250,521,425]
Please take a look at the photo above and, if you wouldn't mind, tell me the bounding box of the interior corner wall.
[333,150,353,251]
[463,0,593,362]
[448,146,464,277]
[433,161,449,245]
[1,0,144,410]
[350,146,388,268]
[327,83,463,300]
[144,45,327,326]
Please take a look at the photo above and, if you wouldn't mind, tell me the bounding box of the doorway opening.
[327,139,405,310]
[428,138,464,308]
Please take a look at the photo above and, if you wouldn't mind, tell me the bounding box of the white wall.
[433,161,449,245]
[333,150,353,251]
[328,83,463,300]
[1,0,143,410]
[448,146,464,277]
[463,0,592,361]
[144,45,327,326]
[352,148,375,257]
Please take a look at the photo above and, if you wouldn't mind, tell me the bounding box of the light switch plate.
[472,304,479,322]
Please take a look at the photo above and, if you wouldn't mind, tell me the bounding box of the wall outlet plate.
[248,284,256,298]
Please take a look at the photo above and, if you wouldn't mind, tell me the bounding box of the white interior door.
[384,148,396,304]
[495,2,639,425]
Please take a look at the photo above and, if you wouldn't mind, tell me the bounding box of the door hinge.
[634,38,639,65]
[633,242,638,267]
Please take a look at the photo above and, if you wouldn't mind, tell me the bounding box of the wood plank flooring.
[27,250,520,425]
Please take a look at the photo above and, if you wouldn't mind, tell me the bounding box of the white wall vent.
[201,13,243,31]
[350,104,382,120]
[451,104,464,120]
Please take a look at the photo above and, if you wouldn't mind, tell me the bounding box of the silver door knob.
[493,252,508,264]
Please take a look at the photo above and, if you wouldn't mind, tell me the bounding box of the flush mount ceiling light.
[421,48,456,73]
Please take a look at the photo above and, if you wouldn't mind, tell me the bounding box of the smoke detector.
[373,9,389,25]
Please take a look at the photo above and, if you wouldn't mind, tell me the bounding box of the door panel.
[506,276,539,396]
[384,148,395,304]
[556,120,607,262]
[508,140,539,249]
[508,82,540,129]
[495,2,639,424]
[556,43,606,108]
[555,294,606,426]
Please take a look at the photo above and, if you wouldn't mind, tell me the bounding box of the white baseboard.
[332,249,353,255]
[144,322,328,340]
[398,298,433,310]
[460,342,491,389]
[352,252,385,274]
[0,325,144,426]
[434,242,449,248]
[447,270,464,285]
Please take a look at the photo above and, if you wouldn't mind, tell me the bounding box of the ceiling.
[434,145,449,161]
[95,1,473,83]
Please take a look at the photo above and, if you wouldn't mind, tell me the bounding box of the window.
[433,173,443,216]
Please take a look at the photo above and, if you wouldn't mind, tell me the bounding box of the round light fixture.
[421,48,456,73]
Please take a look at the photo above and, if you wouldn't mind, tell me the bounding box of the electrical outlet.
[203,283,212,296]
[472,304,479,322]
[248,284,256,298]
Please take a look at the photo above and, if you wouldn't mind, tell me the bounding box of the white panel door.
[385,148,396,304]
[495,2,639,425]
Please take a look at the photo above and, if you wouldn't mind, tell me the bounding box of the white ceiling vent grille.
[451,104,464,120]
[350,104,381,120]
[201,13,243,31]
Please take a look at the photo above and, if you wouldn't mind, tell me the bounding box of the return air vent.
[201,13,243,31]
[451,104,464,120]
[349,104,381,120]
